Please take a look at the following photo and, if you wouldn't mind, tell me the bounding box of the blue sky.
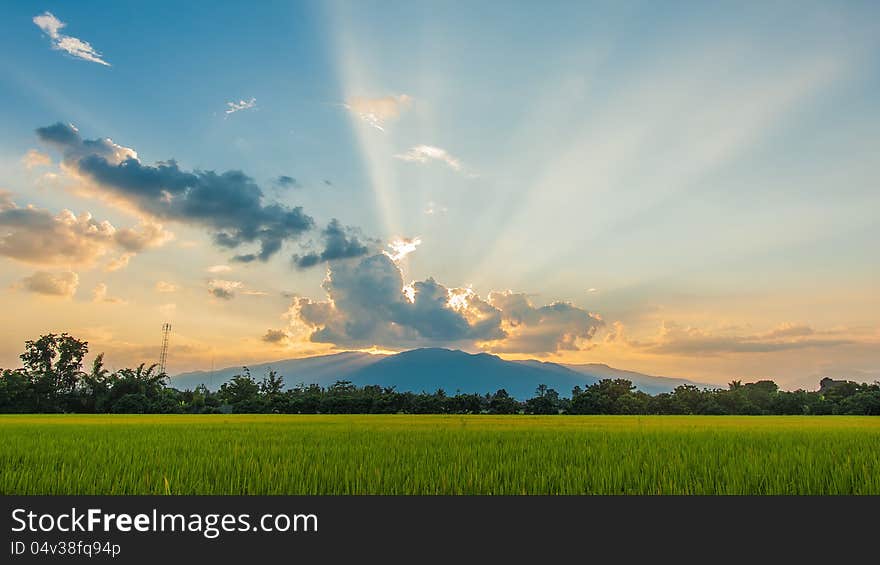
[0,1,878,387]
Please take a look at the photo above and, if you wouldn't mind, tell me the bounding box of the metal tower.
[158,323,172,375]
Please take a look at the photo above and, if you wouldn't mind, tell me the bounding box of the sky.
[0,1,878,389]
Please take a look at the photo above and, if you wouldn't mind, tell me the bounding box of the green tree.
[488,389,520,414]
[20,333,89,412]
[526,384,561,414]
[218,370,263,412]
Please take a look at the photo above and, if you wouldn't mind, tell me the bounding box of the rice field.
[1,414,879,495]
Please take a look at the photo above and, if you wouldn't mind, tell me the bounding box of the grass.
[1,414,879,495]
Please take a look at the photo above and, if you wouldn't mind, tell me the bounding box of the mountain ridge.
[171,348,709,398]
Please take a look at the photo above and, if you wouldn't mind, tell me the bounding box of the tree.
[260,370,286,412]
[20,333,89,412]
[79,354,112,413]
[0,369,33,413]
[526,384,561,414]
[571,379,638,414]
[488,389,521,414]
[218,370,263,412]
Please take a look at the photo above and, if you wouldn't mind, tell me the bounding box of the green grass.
[1,415,879,495]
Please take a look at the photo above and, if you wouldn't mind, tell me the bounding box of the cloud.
[36,122,315,263]
[240,289,268,296]
[290,253,502,348]
[293,219,371,269]
[394,145,461,170]
[344,94,412,131]
[761,323,815,339]
[626,321,856,356]
[207,279,242,300]
[206,264,231,273]
[19,271,79,298]
[285,252,601,354]
[105,252,134,272]
[262,329,291,345]
[385,237,421,262]
[92,282,126,304]
[275,175,299,188]
[394,145,467,173]
[424,201,448,215]
[482,291,604,354]
[0,190,171,269]
[22,149,51,169]
[33,12,110,66]
[155,281,177,293]
[225,98,257,115]
[205,279,264,300]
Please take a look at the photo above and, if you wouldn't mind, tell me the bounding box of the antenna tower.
[159,323,172,375]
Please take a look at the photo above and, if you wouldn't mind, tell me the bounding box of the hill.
[171,348,708,399]
[346,348,596,399]
[170,351,383,392]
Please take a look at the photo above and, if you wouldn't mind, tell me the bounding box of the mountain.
[170,351,384,392]
[346,348,597,399]
[171,348,710,399]
[561,363,713,395]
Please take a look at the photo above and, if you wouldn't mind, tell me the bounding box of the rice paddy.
[2,414,879,495]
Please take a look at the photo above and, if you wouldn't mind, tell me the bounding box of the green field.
[2,415,879,495]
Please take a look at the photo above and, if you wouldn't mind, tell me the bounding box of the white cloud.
[384,237,421,262]
[33,12,110,66]
[608,321,861,356]
[424,201,448,215]
[206,264,232,273]
[22,149,51,170]
[240,289,268,296]
[92,282,126,304]
[344,94,412,131]
[105,252,134,272]
[225,98,257,115]
[19,271,79,298]
[206,279,266,299]
[395,145,464,172]
[207,279,242,300]
[0,191,172,270]
[155,281,178,293]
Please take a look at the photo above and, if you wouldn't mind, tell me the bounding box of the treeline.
[1,334,879,415]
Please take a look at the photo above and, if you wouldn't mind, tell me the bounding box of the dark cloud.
[210,288,235,300]
[207,279,241,300]
[36,122,314,262]
[275,175,298,188]
[287,254,603,354]
[231,253,258,263]
[262,329,290,343]
[293,253,505,347]
[35,122,81,145]
[486,291,604,354]
[293,219,370,269]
